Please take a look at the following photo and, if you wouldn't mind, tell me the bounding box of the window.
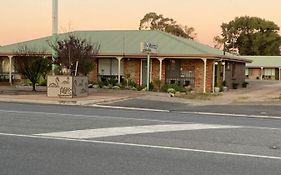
[263,68,275,76]
[98,58,123,76]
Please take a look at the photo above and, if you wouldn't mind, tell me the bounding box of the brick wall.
[192,59,214,93]
[247,68,261,80]
[225,61,246,88]
[89,57,246,92]
[151,59,166,82]
[206,60,215,92]
[123,58,141,84]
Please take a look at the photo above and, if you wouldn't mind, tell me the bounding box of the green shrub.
[38,79,47,86]
[167,88,176,93]
[161,84,186,92]
[128,79,137,88]
[108,77,117,86]
[149,82,154,91]
[136,85,146,91]
[98,81,104,88]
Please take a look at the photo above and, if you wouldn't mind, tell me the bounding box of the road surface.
[1,102,281,175]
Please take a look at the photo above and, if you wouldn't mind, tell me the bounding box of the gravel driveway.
[211,80,281,105]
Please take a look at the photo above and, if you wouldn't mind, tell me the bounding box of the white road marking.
[180,111,281,120]
[0,132,281,160]
[2,109,281,132]
[93,104,281,120]
[92,104,170,112]
[36,124,241,139]
[0,109,184,124]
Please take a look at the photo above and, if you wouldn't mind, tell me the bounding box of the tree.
[139,12,196,40]
[15,46,51,91]
[50,35,100,75]
[214,16,281,55]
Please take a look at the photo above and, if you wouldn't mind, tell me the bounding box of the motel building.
[0,30,251,93]
[244,56,281,81]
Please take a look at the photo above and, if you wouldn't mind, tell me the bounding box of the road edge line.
[0,132,281,160]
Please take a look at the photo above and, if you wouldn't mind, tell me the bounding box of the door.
[275,68,279,80]
[141,60,147,85]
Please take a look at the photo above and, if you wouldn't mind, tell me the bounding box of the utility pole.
[52,0,58,75]
[146,52,151,91]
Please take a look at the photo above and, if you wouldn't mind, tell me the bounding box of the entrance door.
[275,68,279,80]
[141,60,147,85]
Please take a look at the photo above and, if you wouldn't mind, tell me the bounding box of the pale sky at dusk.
[1,0,281,46]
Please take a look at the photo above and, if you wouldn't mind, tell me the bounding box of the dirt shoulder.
[139,80,281,106]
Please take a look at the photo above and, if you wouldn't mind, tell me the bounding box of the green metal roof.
[0,30,248,62]
[244,56,281,68]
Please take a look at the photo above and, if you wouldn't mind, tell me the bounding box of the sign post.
[140,42,158,91]
[146,53,150,91]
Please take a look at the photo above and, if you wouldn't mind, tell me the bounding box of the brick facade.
[89,57,246,93]
[225,61,246,88]
[247,68,261,80]
[151,59,166,82]
[123,58,141,84]
[247,68,280,80]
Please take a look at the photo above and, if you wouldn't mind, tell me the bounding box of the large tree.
[50,35,100,76]
[15,46,51,91]
[214,16,281,55]
[139,12,196,40]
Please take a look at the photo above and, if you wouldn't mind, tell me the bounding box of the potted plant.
[47,35,100,97]
[242,81,249,88]
[222,81,228,92]
[232,82,239,89]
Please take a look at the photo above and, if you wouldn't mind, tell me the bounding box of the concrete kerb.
[0,96,132,106]
[0,85,140,106]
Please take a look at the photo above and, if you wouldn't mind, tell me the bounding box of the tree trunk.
[32,83,36,91]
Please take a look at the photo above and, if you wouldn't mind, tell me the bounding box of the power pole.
[52,0,58,75]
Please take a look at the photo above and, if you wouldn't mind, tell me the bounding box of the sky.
[1,0,281,46]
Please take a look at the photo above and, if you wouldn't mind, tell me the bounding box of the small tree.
[50,35,100,76]
[15,46,51,91]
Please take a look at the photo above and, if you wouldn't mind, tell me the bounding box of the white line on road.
[2,109,281,131]
[0,109,184,124]
[36,124,241,139]
[92,104,281,120]
[0,132,281,161]
[92,104,170,112]
[180,111,281,120]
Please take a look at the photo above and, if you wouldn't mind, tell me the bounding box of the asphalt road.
[1,102,281,175]
[101,98,281,116]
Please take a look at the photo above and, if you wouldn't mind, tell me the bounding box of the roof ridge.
[158,31,209,54]
[73,30,155,33]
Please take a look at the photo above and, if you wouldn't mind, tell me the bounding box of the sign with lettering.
[140,42,158,53]
[47,76,88,98]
